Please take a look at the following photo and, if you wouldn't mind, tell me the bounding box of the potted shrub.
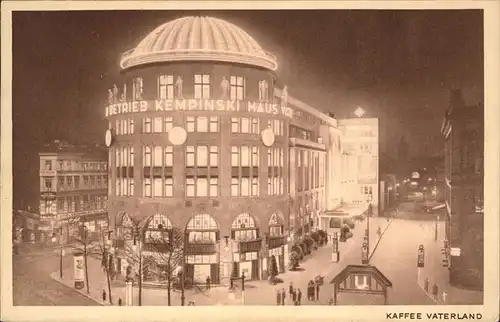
[268,255,279,284]
[311,231,320,244]
[292,244,304,260]
[288,251,300,271]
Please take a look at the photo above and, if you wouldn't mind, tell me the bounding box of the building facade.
[441,90,484,290]
[105,16,374,284]
[39,140,109,243]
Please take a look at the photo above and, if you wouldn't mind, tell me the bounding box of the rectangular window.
[186,178,195,197]
[133,77,143,101]
[209,146,218,167]
[186,116,195,132]
[209,177,218,197]
[194,74,211,99]
[116,120,122,135]
[231,117,239,133]
[186,146,195,167]
[153,117,163,133]
[121,120,128,135]
[164,117,173,133]
[196,116,208,132]
[209,116,219,132]
[130,147,135,167]
[241,117,250,133]
[44,160,52,171]
[231,178,239,197]
[143,117,152,133]
[252,118,259,134]
[143,146,152,167]
[252,146,259,167]
[230,76,245,100]
[143,178,152,197]
[241,178,249,197]
[158,74,174,100]
[241,146,250,167]
[197,146,208,167]
[196,178,208,197]
[153,178,162,197]
[251,178,259,196]
[129,178,134,196]
[231,146,239,166]
[164,178,173,197]
[153,146,163,167]
[164,146,173,167]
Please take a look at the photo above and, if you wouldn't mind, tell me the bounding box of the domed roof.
[120,16,278,71]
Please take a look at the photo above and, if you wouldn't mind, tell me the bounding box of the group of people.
[276,280,323,306]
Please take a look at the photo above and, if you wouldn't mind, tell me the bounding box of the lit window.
[231,178,239,196]
[116,120,122,135]
[143,178,152,197]
[129,178,134,196]
[230,76,245,100]
[251,178,259,196]
[164,117,173,133]
[252,118,259,134]
[130,147,135,166]
[143,146,152,167]
[196,178,208,197]
[197,146,208,167]
[122,147,129,166]
[231,146,239,166]
[153,146,163,167]
[116,149,121,167]
[279,149,284,167]
[129,119,135,134]
[158,75,174,100]
[209,116,219,132]
[186,116,195,132]
[164,146,173,167]
[194,74,210,99]
[133,77,143,101]
[153,178,163,197]
[209,178,218,197]
[241,117,250,133]
[153,117,163,133]
[209,146,218,167]
[231,117,239,133]
[241,146,250,167]
[143,117,152,133]
[122,120,128,135]
[186,178,195,197]
[197,116,208,132]
[186,146,195,167]
[252,146,259,167]
[164,178,173,197]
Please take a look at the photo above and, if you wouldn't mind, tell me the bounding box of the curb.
[368,218,394,261]
[49,272,107,306]
[416,274,440,305]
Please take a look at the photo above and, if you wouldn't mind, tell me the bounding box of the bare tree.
[87,231,115,305]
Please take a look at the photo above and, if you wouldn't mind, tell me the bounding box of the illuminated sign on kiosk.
[105,99,294,118]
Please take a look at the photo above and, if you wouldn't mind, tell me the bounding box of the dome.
[120,16,278,71]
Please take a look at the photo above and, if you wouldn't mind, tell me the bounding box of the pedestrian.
[281,288,286,306]
[307,284,314,301]
[289,282,294,296]
[102,289,107,302]
[118,297,122,306]
[276,289,281,306]
[297,288,302,306]
[315,283,320,301]
[442,291,448,303]
[292,289,297,305]
[206,276,211,290]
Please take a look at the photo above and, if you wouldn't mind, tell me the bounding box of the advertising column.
[73,251,85,289]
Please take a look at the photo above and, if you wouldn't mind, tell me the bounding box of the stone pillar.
[260,236,269,280]
[283,244,289,269]
[219,239,233,285]
[125,281,133,306]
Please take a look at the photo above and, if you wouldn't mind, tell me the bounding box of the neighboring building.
[39,140,109,243]
[104,16,375,285]
[441,89,484,290]
[13,209,40,243]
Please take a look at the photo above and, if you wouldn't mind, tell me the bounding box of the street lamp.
[52,233,63,279]
[354,106,366,118]
[102,230,114,305]
[77,222,90,294]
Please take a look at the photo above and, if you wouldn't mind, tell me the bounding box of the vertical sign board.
[74,252,85,289]
[417,245,425,268]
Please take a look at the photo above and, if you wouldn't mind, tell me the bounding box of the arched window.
[231,213,258,241]
[145,214,172,243]
[117,212,135,240]
[268,212,284,237]
[186,214,219,244]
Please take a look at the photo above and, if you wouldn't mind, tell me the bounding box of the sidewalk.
[416,221,483,305]
[50,218,393,306]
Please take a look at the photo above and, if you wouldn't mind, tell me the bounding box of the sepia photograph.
[1,1,499,321]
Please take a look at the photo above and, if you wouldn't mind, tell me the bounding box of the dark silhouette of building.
[440,89,483,290]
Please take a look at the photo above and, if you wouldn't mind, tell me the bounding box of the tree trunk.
[167,262,171,306]
[84,243,90,294]
[138,254,142,306]
[106,264,113,304]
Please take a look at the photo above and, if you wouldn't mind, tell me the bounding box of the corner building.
[106,16,343,284]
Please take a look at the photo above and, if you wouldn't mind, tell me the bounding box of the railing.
[268,236,287,249]
[185,243,217,254]
[238,238,263,253]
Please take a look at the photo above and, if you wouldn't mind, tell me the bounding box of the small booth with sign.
[330,265,392,305]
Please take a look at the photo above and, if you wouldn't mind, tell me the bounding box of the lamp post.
[180,233,186,306]
[51,233,63,279]
[365,194,373,264]
[132,231,143,306]
[103,230,114,305]
[78,222,90,294]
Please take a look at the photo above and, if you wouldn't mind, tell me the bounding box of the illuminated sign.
[105,99,294,118]
[412,172,420,179]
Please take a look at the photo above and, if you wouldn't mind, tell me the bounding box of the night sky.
[12,10,484,209]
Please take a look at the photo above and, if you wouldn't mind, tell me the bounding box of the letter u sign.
[354,275,369,290]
